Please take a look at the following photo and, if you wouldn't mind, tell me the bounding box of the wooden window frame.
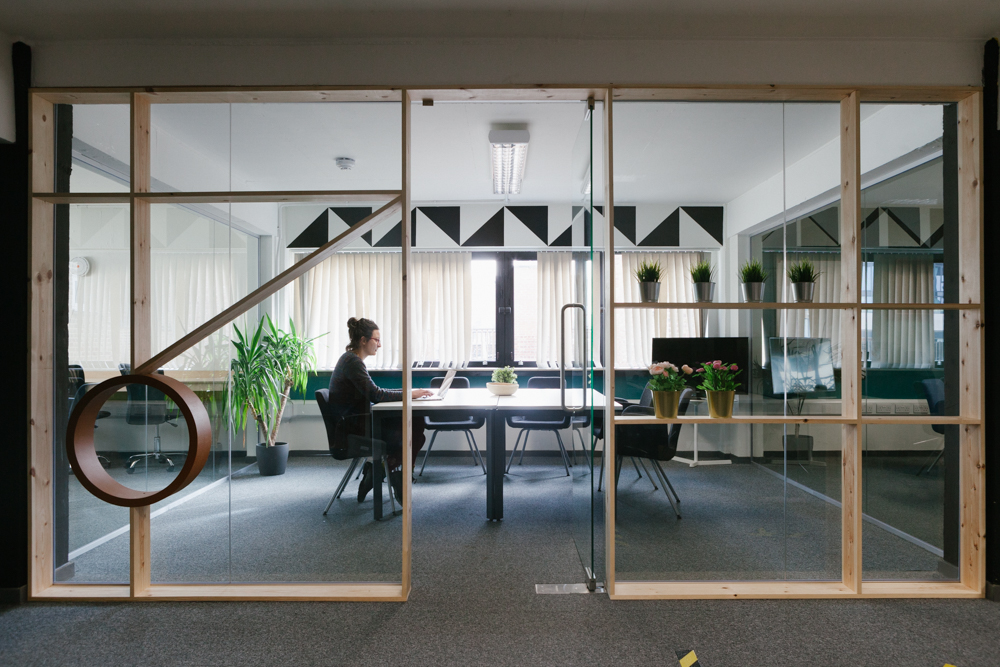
[28,85,983,601]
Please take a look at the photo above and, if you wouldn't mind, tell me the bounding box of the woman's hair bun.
[346,317,378,352]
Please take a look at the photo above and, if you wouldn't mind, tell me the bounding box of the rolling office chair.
[419,376,486,476]
[603,387,694,519]
[119,363,182,473]
[506,376,574,476]
[916,378,946,476]
[69,379,111,468]
[316,388,396,516]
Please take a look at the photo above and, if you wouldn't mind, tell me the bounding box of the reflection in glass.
[862,424,958,581]
[64,104,131,193]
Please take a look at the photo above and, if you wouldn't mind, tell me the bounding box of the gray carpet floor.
[6,454,995,666]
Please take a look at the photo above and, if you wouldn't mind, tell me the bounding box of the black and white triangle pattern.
[286,204,724,250]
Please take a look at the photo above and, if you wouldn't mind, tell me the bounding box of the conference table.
[372,387,607,521]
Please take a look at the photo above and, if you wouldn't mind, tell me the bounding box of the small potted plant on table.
[690,260,716,303]
[788,260,819,303]
[228,315,320,476]
[487,366,519,395]
[634,260,662,303]
[739,259,768,303]
[647,362,694,419]
[695,360,742,419]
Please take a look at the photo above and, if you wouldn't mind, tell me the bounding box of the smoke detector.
[70,257,90,277]
[335,157,355,170]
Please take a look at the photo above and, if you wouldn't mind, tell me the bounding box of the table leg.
[373,417,383,521]
[486,410,504,521]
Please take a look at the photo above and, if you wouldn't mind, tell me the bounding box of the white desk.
[373,387,606,520]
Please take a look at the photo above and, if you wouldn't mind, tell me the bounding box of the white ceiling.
[73,100,889,206]
[2,0,998,40]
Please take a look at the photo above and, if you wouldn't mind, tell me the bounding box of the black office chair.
[316,388,396,516]
[119,363,182,473]
[597,385,668,494]
[419,376,485,476]
[506,376,573,476]
[605,387,694,519]
[916,378,946,476]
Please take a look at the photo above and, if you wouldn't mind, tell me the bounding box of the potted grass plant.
[788,260,820,303]
[739,259,768,303]
[228,315,321,476]
[487,366,519,396]
[695,360,742,418]
[690,260,716,303]
[634,260,663,303]
[647,362,694,419]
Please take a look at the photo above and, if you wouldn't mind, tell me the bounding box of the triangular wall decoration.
[681,206,724,245]
[374,221,402,247]
[640,208,680,246]
[613,206,637,245]
[415,209,461,248]
[506,206,548,244]
[463,208,505,246]
[419,206,462,245]
[288,210,329,248]
[550,225,572,247]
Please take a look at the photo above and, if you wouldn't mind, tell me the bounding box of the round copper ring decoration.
[67,373,213,507]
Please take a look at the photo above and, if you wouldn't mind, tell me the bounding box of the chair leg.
[630,457,643,479]
[650,460,681,519]
[506,430,525,473]
[598,445,606,492]
[615,455,623,488]
[517,430,529,466]
[384,456,396,515]
[637,458,658,490]
[917,448,945,476]
[325,458,360,514]
[419,431,439,476]
[465,431,486,474]
[654,460,681,505]
[554,431,571,476]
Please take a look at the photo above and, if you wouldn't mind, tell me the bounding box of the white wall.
[29,37,983,88]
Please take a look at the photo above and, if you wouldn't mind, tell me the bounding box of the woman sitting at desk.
[328,317,433,504]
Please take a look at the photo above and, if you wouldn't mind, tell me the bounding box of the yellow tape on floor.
[676,649,701,667]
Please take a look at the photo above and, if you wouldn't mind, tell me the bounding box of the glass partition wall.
[29,87,983,601]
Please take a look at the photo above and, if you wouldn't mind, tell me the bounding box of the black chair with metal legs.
[119,363,182,473]
[316,388,395,517]
[69,380,112,468]
[916,378,946,476]
[602,387,693,519]
[419,376,485,476]
[506,376,573,476]
[598,386,667,493]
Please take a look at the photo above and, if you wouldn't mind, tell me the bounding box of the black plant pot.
[256,442,289,476]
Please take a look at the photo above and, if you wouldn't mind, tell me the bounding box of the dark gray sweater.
[327,352,403,424]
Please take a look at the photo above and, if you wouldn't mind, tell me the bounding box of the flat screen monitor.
[651,337,751,395]
[768,337,836,395]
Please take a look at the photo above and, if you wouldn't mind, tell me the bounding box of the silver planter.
[639,282,661,303]
[692,282,716,303]
[741,282,765,303]
[791,282,815,303]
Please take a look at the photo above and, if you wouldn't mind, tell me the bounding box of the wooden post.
[401,90,413,598]
[131,93,152,370]
[130,506,151,597]
[840,91,862,593]
[28,94,56,597]
[603,90,616,596]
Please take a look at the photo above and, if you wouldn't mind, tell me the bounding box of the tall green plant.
[634,260,662,283]
[690,260,715,283]
[739,259,768,284]
[788,260,820,284]
[228,315,322,447]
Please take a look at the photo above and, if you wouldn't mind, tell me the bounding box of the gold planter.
[706,390,735,418]
[652,390,681,419]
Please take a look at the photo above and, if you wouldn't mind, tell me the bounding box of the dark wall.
[983,38,1000,598]
[0,42,31,603]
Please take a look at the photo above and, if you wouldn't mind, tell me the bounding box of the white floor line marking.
[68,463,253,561]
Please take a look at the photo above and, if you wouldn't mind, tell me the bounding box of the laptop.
[415,369,457,401]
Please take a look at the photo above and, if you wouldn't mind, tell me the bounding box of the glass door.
[568,99,603,589]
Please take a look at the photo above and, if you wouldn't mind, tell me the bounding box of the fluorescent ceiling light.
[489,129,529,195]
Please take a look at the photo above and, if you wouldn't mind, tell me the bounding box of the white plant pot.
[486,382,519,396]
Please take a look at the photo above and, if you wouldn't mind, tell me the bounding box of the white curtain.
[613,252,704,369]
[869,254,934,368]
[410,252,473,367]
[68,250,130,370]
[300,251,473,370]
[776,253,843,368]
[535,252,601,368]
[299,252,403,370]
[151,250,247,371]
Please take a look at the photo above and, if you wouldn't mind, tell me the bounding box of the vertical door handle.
[560,303,587,412]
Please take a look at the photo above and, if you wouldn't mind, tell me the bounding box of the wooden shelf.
[613,301,980,310]
[859,415,980,425]
[32,192,130,203]
[614,415,849,425]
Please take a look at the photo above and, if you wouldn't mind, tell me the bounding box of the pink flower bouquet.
[648,361,693,392]
[694,360,742,392]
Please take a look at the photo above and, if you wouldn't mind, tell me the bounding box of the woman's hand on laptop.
[412,388,434,399]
